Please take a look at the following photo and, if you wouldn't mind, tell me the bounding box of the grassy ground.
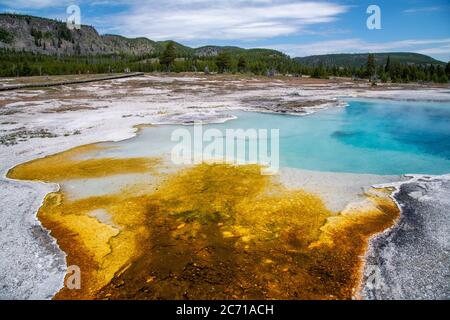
[1,72,447,89]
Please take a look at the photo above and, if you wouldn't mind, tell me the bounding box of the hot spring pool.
[95,99,450,176]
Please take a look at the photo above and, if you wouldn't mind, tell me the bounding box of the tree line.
[309,54,449,83]
[0,45,303,77]
[0,45,449,84]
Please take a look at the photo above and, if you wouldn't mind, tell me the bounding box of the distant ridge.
[0,13,285,59]
[294,53,446,68]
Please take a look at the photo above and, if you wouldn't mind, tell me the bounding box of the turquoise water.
[98,99,450,175]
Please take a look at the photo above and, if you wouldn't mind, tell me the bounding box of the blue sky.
[1,0,449,61]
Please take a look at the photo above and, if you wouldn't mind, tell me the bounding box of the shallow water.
[94,99,450,176]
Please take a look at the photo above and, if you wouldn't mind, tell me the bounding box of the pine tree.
[446,61,450,78]
[0,27,14,44]
[216,51,232,73]
[385,55,391,73]
[311,64,327,79]
[367,53,376,78]
[21,61,31,76]
[160,42,177,72]
[237,56,247,72]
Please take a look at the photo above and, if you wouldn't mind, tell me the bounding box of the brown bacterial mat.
[8,146,399,300]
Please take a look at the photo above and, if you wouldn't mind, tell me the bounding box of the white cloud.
[0,0,349,40]
[402,6,441,14]
[268,38,450,59]
[0,0,71,9]
[99,0,348,41]
[417,45,450,55]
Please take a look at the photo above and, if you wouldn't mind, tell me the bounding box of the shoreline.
[360,174,450,299]
[1,74,449,299]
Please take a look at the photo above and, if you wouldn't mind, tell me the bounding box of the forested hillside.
[294,53,445,68]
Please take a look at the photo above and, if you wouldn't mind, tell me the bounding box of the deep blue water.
[278,99,450,174]
[99,99,450,175]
